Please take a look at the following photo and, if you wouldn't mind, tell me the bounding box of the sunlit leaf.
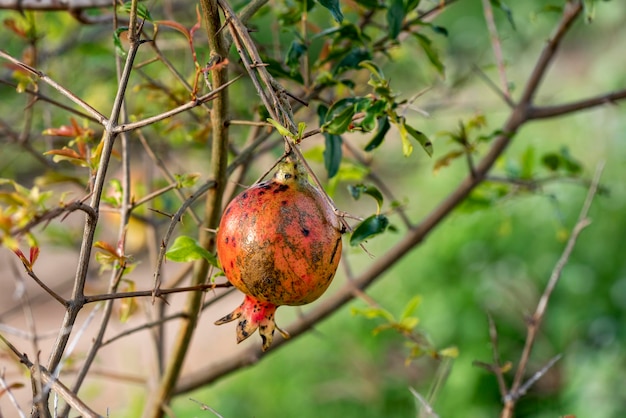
[266,118,294,138]
[174,173,200,188]
[439,346,459,358]
[400,295,422,320]
[351,306,395,322]
[166,235,218,266]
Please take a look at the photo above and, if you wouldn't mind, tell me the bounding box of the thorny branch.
[173,0,603,394]
[1,0,624,416]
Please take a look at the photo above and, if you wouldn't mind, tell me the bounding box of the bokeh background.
[1,1,625,417]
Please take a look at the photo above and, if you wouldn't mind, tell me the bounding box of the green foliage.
[1,1,625,417]
[166,235,218,266]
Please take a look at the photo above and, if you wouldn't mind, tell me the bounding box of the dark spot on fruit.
[230,261,234,268]
[239,321,249,337]
[329,236,341,264]
[242,192,249,199]
[281,200,288,205]
[301,228,310,237]
[260,334,267,346]
[259,190,265,196]
[259,182,271,190]
[224,236,229,244]
[224,207,231,216]
[274,184,289,193]
[284,173,292,180]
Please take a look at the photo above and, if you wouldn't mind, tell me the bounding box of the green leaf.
[266,118,294,138]
[323,134,343,178]
[166,236,217,266]
[333,48,372,75]
[317,0,344,23]
[365,117,391,151]
[350,214,390,246]
[351,306,395,322]
[117,1,153,21]
[113,27,128,56]
[387,0,405,40]
[347,184,384,213]
[286,40,307,69]
[174,173,200,188]
[541,152,560,171]
[405,0,421,12]
[413,33,445,76]
[400,295,422,320]
[439,346,459,358]
[322,105,356,135]
[404,123,433,157]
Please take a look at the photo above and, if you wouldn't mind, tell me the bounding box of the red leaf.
[29,246,40,266]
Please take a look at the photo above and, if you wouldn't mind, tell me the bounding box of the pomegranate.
[215,152,343,351]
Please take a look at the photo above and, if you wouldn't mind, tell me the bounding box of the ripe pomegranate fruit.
[215,152,343,351]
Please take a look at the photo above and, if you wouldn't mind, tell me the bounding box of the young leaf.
[400,295,422,320]
[317,0,344,23]
[350,214,390,246]
[266,118,294,138]
[166,235,218,266]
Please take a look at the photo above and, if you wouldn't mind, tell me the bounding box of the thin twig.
[409,386,439,418]
[0,50,107,125]
[85,282,231,303]
[481,0,511,100]
[487,314,508,399]
[174,1,594,394]
[501,161,603,418]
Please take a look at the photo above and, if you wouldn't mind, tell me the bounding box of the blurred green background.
[1,1,625,417]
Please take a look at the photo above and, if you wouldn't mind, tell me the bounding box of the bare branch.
[528,88,626,119]
[0,50,108,125]
[501,162,603,418]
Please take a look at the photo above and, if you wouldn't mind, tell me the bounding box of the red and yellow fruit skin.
[215,154,342,351]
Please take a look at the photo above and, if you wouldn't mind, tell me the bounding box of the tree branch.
[500,162,602,418]
[174,0,591,394]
